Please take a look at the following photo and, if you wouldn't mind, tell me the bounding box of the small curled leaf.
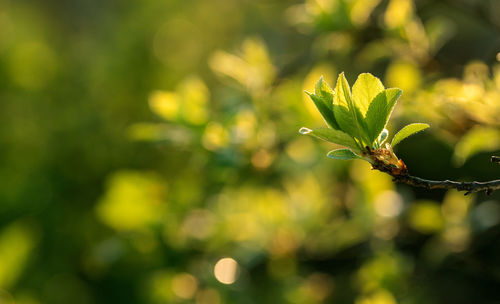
[378,129,389,145]
[391,123,430,147]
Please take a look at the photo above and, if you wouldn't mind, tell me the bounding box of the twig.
[372,158,500,195]
[391,174,500,195]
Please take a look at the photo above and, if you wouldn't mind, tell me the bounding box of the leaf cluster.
[300,73,429,161]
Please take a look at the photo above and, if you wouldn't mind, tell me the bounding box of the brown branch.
[372,158,500,195]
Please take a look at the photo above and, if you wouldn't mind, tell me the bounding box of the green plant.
[300,72,500,194]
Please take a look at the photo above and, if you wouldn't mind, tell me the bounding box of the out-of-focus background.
[1,0,500,303]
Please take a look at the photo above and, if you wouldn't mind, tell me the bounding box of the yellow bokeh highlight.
[350,0,381,27]
[385,61,421,93]
[181,209,215,240]
[202,122,229,151]
[251,149,274,169]
[286,136,317,164]
[96,171,167,231]
[232,110,257,144]
[355,289,397,304]
[178,76,210,125]
[350,159,394,200]
[171,273,198,299]
[441,190,471,223]
[0,222,37,289]
[214,258,239,284]
[373,191,404,218]
[149,76,210,125]
[408,201,444,234]
[384,0,413,29]
[442,226,469,253]
[149,91,180,121]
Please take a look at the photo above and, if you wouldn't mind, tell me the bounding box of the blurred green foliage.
[0,0,500,303]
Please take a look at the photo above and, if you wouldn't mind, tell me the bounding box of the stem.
[372,157,500,195]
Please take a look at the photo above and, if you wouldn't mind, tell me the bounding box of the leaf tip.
[299,127,312,135]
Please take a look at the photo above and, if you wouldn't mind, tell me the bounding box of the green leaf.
[299,127,361,151]
[352,73,384,116]
[314,76,334,102]
[364,88,402,144]
[327,149,363,160]
[333,73,370,144]
[391,123,430,147]
[306,92,340,130]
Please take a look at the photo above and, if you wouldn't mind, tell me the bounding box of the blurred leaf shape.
[453,126,500,166]
[96,171,167,231]
[350,0,381,26]
[408,62,500,139]
[0,221,37,288]
[384,0,414,29]
[209,37,276,92]
[149,76,209,125]
[425,17,456,54]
